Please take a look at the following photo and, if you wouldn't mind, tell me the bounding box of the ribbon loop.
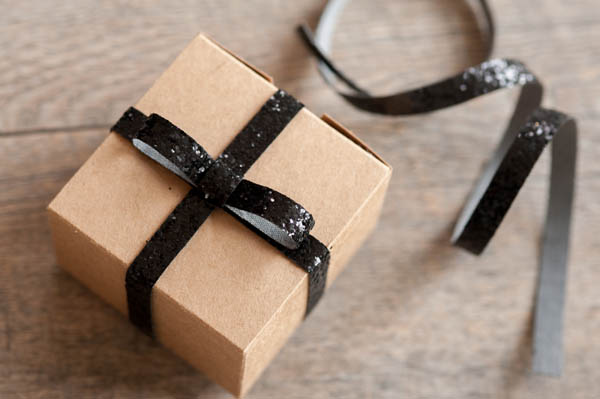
[133,113,214,186]
[225,180,315,249]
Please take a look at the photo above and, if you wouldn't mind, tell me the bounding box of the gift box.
[47,34,391,397]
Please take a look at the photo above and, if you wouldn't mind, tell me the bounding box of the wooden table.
[1,0,599,397]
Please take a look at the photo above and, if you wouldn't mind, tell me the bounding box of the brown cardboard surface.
[48,34,391,397]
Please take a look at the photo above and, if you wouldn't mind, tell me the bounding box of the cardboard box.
[47,34,391,397]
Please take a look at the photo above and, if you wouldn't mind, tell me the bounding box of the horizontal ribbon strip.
[111,90,329,337]
[298,0,577,376]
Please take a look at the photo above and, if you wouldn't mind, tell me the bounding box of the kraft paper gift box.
[47,34,391,397]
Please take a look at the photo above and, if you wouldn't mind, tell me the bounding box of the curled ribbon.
[111,90,330,337]
[299,0,577,376]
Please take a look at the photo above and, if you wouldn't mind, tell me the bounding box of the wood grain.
[1,0,599,397]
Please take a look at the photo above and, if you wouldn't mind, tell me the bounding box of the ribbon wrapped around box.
[47,34,391,397]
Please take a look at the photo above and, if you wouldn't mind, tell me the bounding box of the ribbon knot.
[198,158,243,207]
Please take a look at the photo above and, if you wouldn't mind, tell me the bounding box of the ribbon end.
[532,354,563,377]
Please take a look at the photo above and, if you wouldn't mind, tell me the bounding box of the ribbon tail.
[532,117,577,375]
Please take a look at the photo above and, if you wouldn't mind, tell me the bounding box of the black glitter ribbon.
[298,0,577,376]
[111,90,330,337]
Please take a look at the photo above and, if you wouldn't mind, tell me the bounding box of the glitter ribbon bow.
[111,90,329,336]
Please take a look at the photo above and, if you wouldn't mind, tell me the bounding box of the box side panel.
[48,208,128,314]
[326,168,391,284]
[48,208,245,397]
[240,168,392,396]
[239,276,306,397]
[153,290,245,396]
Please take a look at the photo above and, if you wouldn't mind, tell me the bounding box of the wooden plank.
[1,0,599,398]
[2,0,597,133]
